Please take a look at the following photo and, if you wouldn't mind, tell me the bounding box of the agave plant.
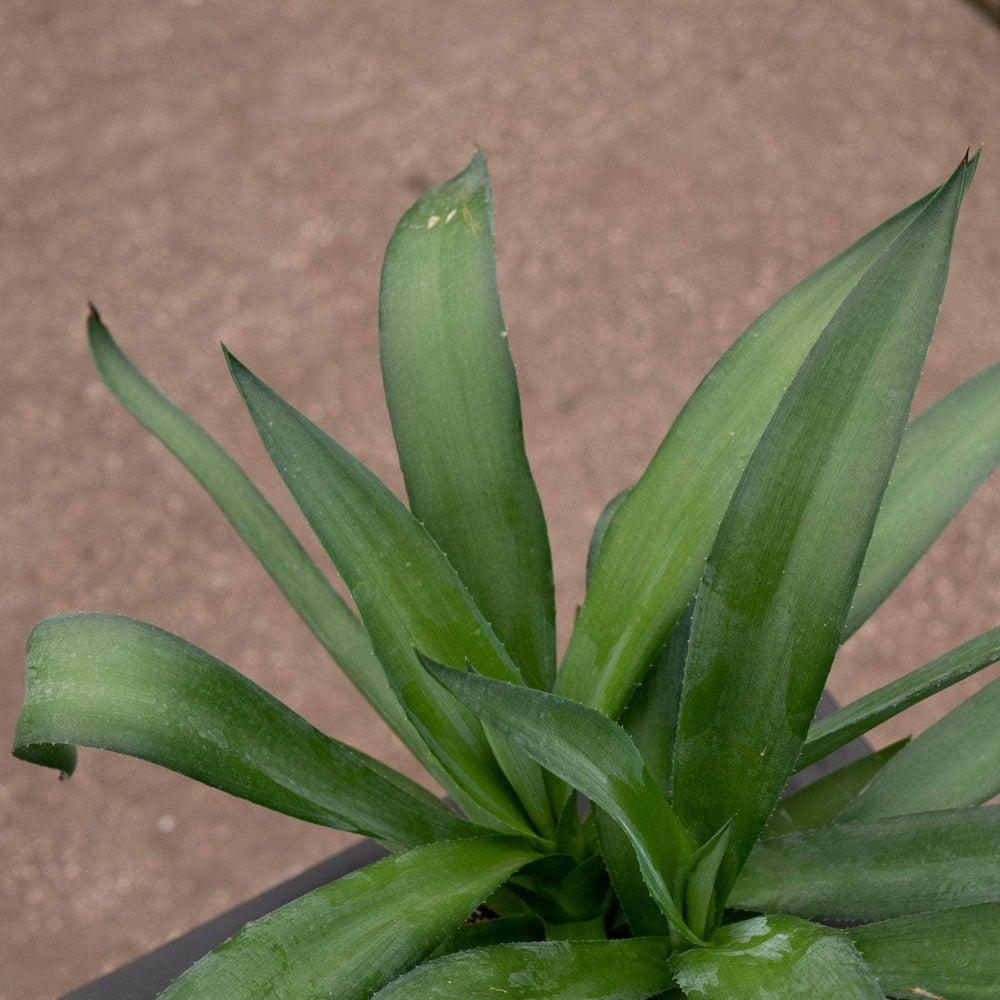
[14,150,1000,998]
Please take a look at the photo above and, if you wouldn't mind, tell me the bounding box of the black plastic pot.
[63,692,864,999]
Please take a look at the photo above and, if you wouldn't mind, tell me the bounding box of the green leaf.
[157,836,540,1000]
[13,614,471,848]
[586,488,631,589]
[380,152,555,692]
[371,939,675,1000]
[556,166,963,719]
[673,820,734,941]
[800,625,1000,769]
[670,156,974,899]
[620,604,692,798]
[838,674,1000,820]
[227,350,554,839]
[847,359,1000,637]
[423,659,700,942]
[671,914,882,999]
[850,904,1000,1000]
[594,806,670,938]
[764,739,909,837]
[732,805,1000,920]
[86,309,422,760]
[427,914,546,961]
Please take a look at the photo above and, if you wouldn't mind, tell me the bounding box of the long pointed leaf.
[838,674,1000,820]
[380,152,555,691]
[226,351,553,837]
[765,738,909,837]
[424,659,700,942]
[157,836,540,1000]
[13,613,471,847]
[800,624,1000,769]
[849,904,1000,1000]
[556,168,964,718]
[371,939,675,1000]
[670,156,974,898]
[86,310,418,754]
[732,805,1000,920]
[847,359,1000,637]
[671,914,882,999]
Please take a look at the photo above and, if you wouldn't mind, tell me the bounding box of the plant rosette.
[14,149,1000,999]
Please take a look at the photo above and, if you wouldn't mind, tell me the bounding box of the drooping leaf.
[227,350,553,838]
[837,674,1000,820]
[732,805,1000,920]
[846,359,1000,637]
[423,659,699,942]
[156,836,540,1000]
[849,903,1000,1000]
[86,309,418,757]
[669,156,974,899]
[380,152,555,692]
[556,165,969,720]
[371,938,676,1000]
[765,739,909,837]
[670,914,882,999]
[13,614,471,848]
[800,624,1000,769]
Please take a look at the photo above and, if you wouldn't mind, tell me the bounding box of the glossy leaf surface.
[87,310,414,751]
[800,624,1000,769]
[669,158,972,897]
[850,904,1000,999]
[14,614,470,847]
[838,674,1000,820]
[372,939,675,1000]
[158,837,539,1000]
[732,805,1000,920]
[847,359,1000,637]
[380,152,555,691]
[671,914,882,999]
[228,351,552,837]
[557,174,950,719]
[424,660,699,940]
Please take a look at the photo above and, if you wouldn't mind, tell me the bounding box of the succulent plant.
[15,149,1000,997]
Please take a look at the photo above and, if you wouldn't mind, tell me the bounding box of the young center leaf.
[380,152,556,692]
[669,154,975,898]
[423,658,700,942]
[13,614,471,849]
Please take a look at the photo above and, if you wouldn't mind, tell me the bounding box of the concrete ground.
[3,1,1000,996]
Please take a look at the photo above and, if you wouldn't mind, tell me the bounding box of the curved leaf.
[847,359,1000,637]
[424,659,699,942]
[380,152,555,691]
[838,674,1000,820]
[86,310,415,754]
[13,613,471,848]
[157,836,540,1000]
[800,625,1000,769]
[671,914,882,999]
[372,939,675,1000]
[850,904,1000,1000]
[732,805,1000,920]
[670,156,974,899]
[556,165,967,719]
[227,350,554,838]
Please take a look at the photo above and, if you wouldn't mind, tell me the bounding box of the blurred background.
[3,1,999,996]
